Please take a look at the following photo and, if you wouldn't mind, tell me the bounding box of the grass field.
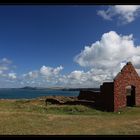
[0,98,140,135]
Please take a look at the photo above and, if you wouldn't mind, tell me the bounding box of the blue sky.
[1,5,140,88]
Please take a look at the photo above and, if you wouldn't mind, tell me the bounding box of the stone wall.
[100,82,114,111]
[78,90,100,101]
[78,82,114,111]
[77,62,140,112]
[114,62,140,112]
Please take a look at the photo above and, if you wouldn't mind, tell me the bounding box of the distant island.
[20,86,100,91]
[20,86,38,90]
[20,86,65,90]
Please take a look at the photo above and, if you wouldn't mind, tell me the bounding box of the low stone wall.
[45,95,95,107]
[78,90,101,101]
[78,84,114,111]
[45,96,78,105]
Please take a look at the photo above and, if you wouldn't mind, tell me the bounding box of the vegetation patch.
[0,98,140,135]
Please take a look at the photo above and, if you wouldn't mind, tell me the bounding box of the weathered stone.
[78,62,140,112]
[114,62,140,112]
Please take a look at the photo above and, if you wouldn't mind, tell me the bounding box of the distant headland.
[19,86,100,91]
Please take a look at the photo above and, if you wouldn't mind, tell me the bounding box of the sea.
[0,88,80,99]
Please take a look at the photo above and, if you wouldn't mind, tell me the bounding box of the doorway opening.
[126,85,136,106]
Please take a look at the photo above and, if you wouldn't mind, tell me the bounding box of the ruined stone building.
[78,62,140,112]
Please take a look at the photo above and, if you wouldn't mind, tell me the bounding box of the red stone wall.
[114,62,140,112]
[78,62,140,112]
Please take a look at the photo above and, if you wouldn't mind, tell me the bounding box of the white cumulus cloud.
[23,71,38,79]
[14,31,140,88]
[57,68,113,88]
[74,31,140,85]
[8,73,17,79]
[2,32,140,88]
[97,5,140,24]
[75,31,140,68]
[40,65,63,77]
[20,65,64,87]
[0,58,15,78]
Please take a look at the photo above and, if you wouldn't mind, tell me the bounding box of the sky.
[1,5,140,88]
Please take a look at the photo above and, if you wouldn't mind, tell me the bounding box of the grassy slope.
[0,99,140,135]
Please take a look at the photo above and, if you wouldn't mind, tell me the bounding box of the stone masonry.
[114,62,140,111]
[78,62,140,112]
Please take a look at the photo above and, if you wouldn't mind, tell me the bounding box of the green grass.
[0,99,140,135]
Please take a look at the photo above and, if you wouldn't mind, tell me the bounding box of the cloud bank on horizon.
[1,31,140,88]
[97,5,140,24]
